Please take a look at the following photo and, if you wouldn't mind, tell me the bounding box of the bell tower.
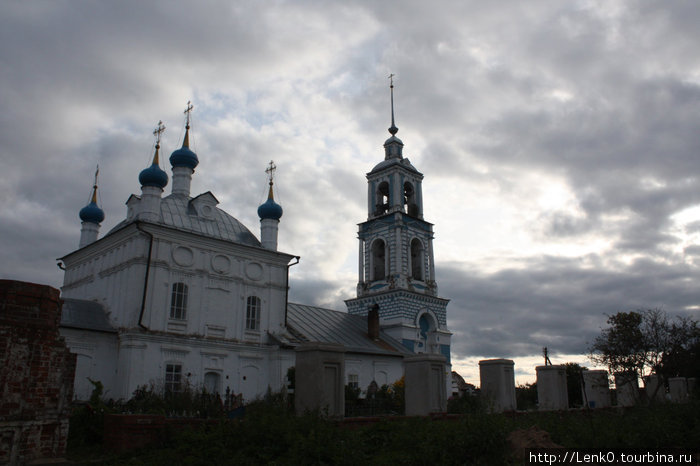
[346,76,451,362]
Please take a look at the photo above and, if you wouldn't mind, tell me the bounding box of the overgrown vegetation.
[72,401,700,465]
[67,382,700,465]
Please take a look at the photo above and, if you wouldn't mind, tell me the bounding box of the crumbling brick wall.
[0,280,76,464]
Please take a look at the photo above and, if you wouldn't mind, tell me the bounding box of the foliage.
[345,377,405,417]
[123,382,224,418]
[563,362,586,408]
[447,392,487,414]
[75,399,700,465]
[589,309,699,381]
[515,382,538,411]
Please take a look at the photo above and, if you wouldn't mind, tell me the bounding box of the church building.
[58,89,451,402]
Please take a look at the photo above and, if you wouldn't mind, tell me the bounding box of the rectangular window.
[348,374,359,390]
[246,296,261,330]
[170,282,188,320]
[165,363,182,394]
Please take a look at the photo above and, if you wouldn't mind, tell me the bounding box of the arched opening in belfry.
[410,238,424,281]
[404,181,418,217]
[375,181,390,216]
[371,239,386,280]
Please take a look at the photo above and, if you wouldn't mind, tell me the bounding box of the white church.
[58,92,452,402]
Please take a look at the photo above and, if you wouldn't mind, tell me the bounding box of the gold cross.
[388,73,394,88]
[153,120,166,145]
[184,101,194,126]
[265,160,277,183]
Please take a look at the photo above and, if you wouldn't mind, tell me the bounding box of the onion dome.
[139,143,169,188]
[79,185,105,224]
[258,183,283,220]
[169,124,199,170]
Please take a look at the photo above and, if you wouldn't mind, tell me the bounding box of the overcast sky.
[2,1,700,384]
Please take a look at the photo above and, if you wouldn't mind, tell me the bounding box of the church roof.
[60,298,116,333]
[286,302,412,356]
[108,194,261,247]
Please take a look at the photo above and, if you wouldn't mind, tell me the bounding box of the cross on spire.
[91,164,99,203]
[388,73,398,135]
[184,101,194,128]
[153,120,166,146]
[265,160,277,186]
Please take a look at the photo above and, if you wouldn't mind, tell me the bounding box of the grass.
[67,399,700,465]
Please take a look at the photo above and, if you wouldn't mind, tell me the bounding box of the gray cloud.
[2,1,700,379]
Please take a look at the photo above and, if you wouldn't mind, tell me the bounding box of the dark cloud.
[2,1,700,378]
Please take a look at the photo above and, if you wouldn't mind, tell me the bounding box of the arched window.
[246,296,261,330]
[371,239,386,280]
[170,282,188,320]
[375,181,390,216]
[410,238,424,280]
[404,182,418,216]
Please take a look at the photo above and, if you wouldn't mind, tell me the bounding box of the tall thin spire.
[265,160,277,200]
[183,101,193,148]
[388,73,398,136]
[90,165,99,203]
[152,120,165,165]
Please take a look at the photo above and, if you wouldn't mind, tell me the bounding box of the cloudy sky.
[2,1,700,384]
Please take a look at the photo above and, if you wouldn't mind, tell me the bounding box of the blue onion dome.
[169,125,199,170]
[139,144,169,188]
[79,188,105,224]
[258,184,283,220]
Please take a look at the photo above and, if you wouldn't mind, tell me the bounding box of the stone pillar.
[0,280,76,465]
[536,365,568,411]
[404,354,447,416]
[614,372,639,407]
[294,343,345,417]
[668,377,688,403]
[582,370,610,409]
[645,374,665,403]
[479,359,516,412]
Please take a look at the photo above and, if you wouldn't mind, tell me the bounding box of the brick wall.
[0,279,76,465]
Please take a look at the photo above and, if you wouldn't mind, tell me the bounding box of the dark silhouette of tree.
[589,309,699,383]
[563,362,587,408]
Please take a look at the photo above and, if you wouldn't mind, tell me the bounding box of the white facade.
[59,115,415,402]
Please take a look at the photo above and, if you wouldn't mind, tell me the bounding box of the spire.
[183,100,193,148]
[79,165,105,224]
[383,74,404,160]
[139,121,169,189]
[388,73,398,136]
[170,101,199,171]
[266,160,276,201]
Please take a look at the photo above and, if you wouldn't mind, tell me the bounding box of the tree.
[589,309,699,382]
[563,362,587,408]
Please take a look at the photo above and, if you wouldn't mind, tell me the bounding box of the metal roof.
[60,298,116,333]
[286,302,411,356]
[108,194,261,247]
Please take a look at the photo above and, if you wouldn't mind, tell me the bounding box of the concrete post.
[582,370,610,409]
[645,374,664,403]
[478,359,516,412]
[536,365,568,411]
[614,372,639,407]
[668,377,688,403]
[294,343,346,417]
[404,353,447,416]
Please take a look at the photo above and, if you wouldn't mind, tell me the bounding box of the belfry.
[345,77,452,365]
